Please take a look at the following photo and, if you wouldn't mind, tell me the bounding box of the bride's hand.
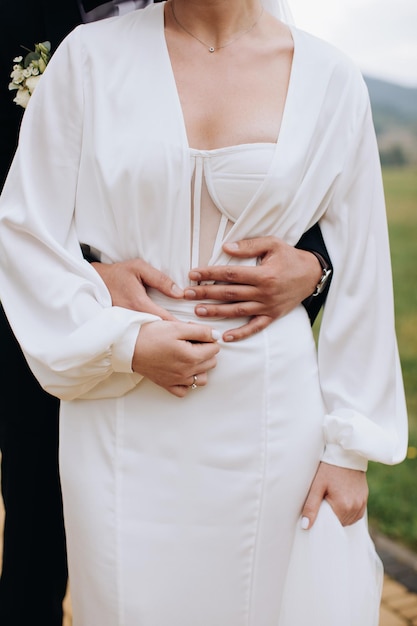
[132,320,221,397]
[300,462,369,529]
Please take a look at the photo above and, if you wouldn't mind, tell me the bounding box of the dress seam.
[115,396,125,626]
[246,329,270,624]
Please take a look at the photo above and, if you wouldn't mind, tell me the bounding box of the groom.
[0,1,332,624]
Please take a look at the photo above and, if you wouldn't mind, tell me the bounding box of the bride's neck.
[167,0,264,46]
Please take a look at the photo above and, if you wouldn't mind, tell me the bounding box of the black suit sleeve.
[295,222,333,326]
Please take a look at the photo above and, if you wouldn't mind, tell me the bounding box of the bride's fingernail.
[172,284,183,296]
[301,516,310,530]
[211,330,221,340]
[225,242,239,251]
[196,306,208,316]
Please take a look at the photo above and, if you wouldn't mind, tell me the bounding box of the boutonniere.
[8,41,51,109]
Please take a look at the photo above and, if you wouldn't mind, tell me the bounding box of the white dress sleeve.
[318,79,408,470]
[0,27,160,401]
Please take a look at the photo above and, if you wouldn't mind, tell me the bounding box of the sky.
[289,0,417,88]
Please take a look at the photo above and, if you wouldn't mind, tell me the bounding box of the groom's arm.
[296,222,332,325]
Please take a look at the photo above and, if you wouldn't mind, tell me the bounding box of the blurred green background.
[367,166,417,551]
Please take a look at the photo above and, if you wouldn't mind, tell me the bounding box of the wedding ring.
[191,375,198,390]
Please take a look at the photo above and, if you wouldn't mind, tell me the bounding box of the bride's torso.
[74,8,352,282]
[165,5,294,269]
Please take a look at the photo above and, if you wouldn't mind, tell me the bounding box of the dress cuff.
[111,310,161,373]
[321,443,368,471]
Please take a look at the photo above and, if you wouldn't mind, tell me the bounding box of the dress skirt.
[59,299,383,626]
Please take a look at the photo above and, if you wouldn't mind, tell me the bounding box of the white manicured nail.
[211,330,221,341]
[301,516,310,530]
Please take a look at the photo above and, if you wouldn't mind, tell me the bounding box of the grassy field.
[366,166,417,551]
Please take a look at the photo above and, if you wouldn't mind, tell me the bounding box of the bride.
[0,1,407,624]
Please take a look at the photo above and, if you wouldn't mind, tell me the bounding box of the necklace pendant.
[209,46,215,53]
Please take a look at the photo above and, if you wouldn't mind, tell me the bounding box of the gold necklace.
[170,1,264,53]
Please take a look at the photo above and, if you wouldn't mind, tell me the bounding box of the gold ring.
[191,375,198,390]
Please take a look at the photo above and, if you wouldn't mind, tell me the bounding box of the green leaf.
[23,51,40,68]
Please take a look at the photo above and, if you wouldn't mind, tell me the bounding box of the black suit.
[0,1,331,624]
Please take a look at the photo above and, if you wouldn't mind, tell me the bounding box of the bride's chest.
[169,50,291,150]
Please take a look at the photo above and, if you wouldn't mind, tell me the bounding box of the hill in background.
[364,75,417,166]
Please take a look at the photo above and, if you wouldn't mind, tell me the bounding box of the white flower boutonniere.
[9,41,51,109]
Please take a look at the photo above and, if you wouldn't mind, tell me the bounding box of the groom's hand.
[92,258,183,321]
[184,236,322,342]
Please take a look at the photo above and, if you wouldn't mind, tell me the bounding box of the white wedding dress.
[0,4,406,625]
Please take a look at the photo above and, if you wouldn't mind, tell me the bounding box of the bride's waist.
[146,288,250,324]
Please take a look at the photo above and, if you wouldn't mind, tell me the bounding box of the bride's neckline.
[189,142,277,154]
